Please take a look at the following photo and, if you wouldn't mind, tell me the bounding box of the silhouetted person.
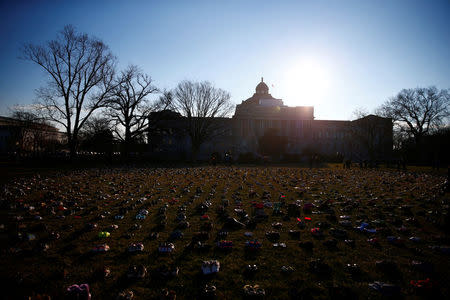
[224,151,232,166]
[343,158,351,169]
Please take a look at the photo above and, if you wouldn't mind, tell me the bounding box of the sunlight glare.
[283,58,331,106]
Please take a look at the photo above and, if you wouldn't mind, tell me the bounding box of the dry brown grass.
[1,166,449,299]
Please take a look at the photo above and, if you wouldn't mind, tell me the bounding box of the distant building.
[149,79,393,161]
[0,116,65,155]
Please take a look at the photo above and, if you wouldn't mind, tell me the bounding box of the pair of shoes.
[98,231,110,238]
[217,240,233,249]
[108,224,119,231]
[92,244,110,252]
[149,232,159,239]
[202,260,220,275]
[243,284,265,297]
[67,283,91,300]
[310,228,323,237]
[387,236,404,245]
[368,281,400,296]
[203,284,217,296]
[273,242,286,248]
[217,231,228,238]
[127,265,146,279]
[160,288,176,300]
[130,224,142,231]
[367,238,379,245]
[86,223,97,231]
[139,209,149,215]
[272,222,283,228]
[410,278,432,289]
[128,242,144,252]
[345,263,362,276]
[245,264,258,273]
[158,242,175,253]
[116,290,133,300]
[102,266,111,278]
[281,265,295,273]
[245,240,262,250]
[135,214,146,220]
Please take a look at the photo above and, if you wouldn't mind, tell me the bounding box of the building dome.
[255,77,269,94]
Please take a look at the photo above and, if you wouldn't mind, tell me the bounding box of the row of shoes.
[202,260,220,275]
[158,242,175,253]
[217,240,233,249]
[243,284,265,297]
[128,242,144,252]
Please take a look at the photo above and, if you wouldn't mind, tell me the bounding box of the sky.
[0,0,449,121]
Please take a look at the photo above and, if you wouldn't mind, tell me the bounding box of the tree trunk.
[68,134,78,161]
[122,125,131,159]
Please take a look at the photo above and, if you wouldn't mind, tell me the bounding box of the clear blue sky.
[1,0,449,120]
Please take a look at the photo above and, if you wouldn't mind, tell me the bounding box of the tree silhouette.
[22,25,116,159]
[379,87,449,146]
[170,81,233,160]
[106,65,161,157]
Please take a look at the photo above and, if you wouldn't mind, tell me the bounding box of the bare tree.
[351,107,370,120]
[379,87,450,146]
[171,80,233,159]
[106,65,160,156]
[21,25,116,159]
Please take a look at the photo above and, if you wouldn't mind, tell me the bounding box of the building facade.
[0,116,65,155]
[149,79,393,162]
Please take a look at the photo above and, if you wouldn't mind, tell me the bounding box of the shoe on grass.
[116,290,134,300]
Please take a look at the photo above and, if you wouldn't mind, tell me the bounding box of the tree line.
[13,25,232,160]
[352,86,449,165]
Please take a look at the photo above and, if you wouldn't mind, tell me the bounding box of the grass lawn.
[1,165,449,299]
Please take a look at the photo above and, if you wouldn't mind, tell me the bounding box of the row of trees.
[18,25,233,159]
[12,25,449,163]
[255,86,449,164]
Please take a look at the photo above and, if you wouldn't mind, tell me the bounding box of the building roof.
[255,77,269,94]
[234,78,315,120]
[0,116,59,132]
[240,78,278,105]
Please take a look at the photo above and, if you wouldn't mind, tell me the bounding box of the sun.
[283,58,331,106]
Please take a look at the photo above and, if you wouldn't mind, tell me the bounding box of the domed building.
[232,78,315,153]
[149,78,393,162]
